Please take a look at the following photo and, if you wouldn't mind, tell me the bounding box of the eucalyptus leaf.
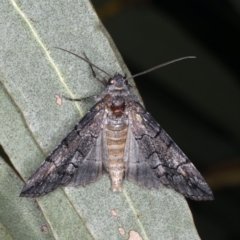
[0,157,54,240]
[0,221,14,240]
[0,0,200,239]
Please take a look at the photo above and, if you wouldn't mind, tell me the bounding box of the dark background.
[91,0,240,239]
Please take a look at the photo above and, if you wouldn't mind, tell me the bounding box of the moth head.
[108,73,128,88]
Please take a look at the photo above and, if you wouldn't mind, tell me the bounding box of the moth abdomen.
[106,123,128,191]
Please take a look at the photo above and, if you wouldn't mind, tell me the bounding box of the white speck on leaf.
[111,209,120,220]
[118,227,125,235]
[55,94,62,106]
[128,230,143,240]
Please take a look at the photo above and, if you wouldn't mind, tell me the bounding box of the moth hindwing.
[20,55,213,201]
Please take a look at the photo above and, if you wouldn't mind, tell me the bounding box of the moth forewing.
[124,126,162,189]
[20,101,105,197]
[20,54,213,201]
[128,102,213,200]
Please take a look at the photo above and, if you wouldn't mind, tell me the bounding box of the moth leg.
[61,94,98,102]
[82,51,106,87]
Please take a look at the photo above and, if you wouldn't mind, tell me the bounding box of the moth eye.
[125,80,128,85]
[108,79,115,85]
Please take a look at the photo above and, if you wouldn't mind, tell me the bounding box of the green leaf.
[0,0,200,239]
[0,157,54,239]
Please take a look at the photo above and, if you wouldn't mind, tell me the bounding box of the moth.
[20,48,214,201]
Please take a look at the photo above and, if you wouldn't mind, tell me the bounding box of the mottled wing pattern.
[20,101,105,197]
[124,127,161,189]
[127,101,214,200]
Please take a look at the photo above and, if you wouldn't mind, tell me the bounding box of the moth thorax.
[110,97,126,118]
[106,123,128,191]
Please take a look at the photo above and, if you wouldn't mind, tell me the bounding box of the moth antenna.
[126,56,196,80]
[54,47,111,77]
[82,51,107,87]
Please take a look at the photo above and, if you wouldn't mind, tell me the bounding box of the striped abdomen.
[106,124,128,191]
